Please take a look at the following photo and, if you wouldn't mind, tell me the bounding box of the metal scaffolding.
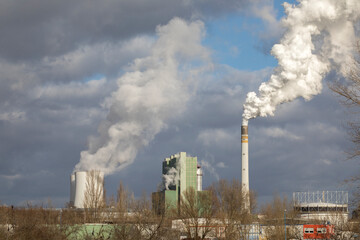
[293,191,348,213]
[293,191,348,205]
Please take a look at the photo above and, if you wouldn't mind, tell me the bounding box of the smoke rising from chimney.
[242,0,360,125]
[162,166,179,191]
[75,18,209,175]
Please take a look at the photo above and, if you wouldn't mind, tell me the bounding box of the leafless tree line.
[1,178,360,239]
[0,179,255,240]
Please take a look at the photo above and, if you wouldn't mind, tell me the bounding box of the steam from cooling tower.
[242,0,360,125]
[75,18,209,175]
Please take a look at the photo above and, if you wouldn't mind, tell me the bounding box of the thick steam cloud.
[75,18,209,175]
[243,0,360,125]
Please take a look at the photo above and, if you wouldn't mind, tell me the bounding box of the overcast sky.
[1,0,359,208]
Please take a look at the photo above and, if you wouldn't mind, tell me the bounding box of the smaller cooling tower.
[74,171,87,208]
[197,165,203,191]
[70,173,76,206]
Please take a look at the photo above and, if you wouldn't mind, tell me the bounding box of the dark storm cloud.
[0,81,111,206]
[0,0,254,206]
[0,0,250,61]
[0,0,357,209]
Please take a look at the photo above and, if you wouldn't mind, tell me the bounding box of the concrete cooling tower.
[70,170,104,208]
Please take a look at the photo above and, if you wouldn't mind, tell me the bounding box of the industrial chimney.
[197,164,203,191]
[241,125,250,210]
[241,125,249,192]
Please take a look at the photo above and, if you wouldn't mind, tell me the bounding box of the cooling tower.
[74,171,87,208]
[197,165,203,191]
[72,170,105,208]
[70,173,76,207]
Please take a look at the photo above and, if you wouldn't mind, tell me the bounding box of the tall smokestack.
[241,125,249,192]
[241,125,250,211]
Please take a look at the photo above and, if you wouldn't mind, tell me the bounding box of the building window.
[317,228,326,234]
[304,228,314,233]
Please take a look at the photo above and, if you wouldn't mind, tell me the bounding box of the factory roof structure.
[293,191,349,224]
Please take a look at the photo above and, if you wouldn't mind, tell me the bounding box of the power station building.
[152,152,203,214]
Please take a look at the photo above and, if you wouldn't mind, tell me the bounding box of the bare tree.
[111,183,175,240]
[176,187,216,240]
[329,46,360,160]
[329,43,360,219]
[209,179,256,240]
[320,211,360,240]
[0,203,83,240]
[117,181,129,213]
[329,221,360,240]
[84,170,105,222]
[260,194,301,240]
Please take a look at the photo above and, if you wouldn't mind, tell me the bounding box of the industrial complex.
[151,152,204,214]
[64,126,355,239]
[64,150,355,239]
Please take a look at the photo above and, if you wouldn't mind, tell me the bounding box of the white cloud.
[0,174,23,181]
[321,159,332,165]
[201,159,219,181]
[197,128,239,148]
[216,161,227,168]
[307,122,341,138]
[0,111,26,122]
[250,0,284,40]
[32,78,107,100]
[262,127,303,141]
[0,174,23,189]
[41,36,154,81]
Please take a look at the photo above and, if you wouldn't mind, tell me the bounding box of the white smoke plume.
[243,0,360,125]
[201,159,219,181]
[162,166,179,190]
[75,18,209,175]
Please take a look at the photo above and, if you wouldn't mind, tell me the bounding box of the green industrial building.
[152,152,202,214]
